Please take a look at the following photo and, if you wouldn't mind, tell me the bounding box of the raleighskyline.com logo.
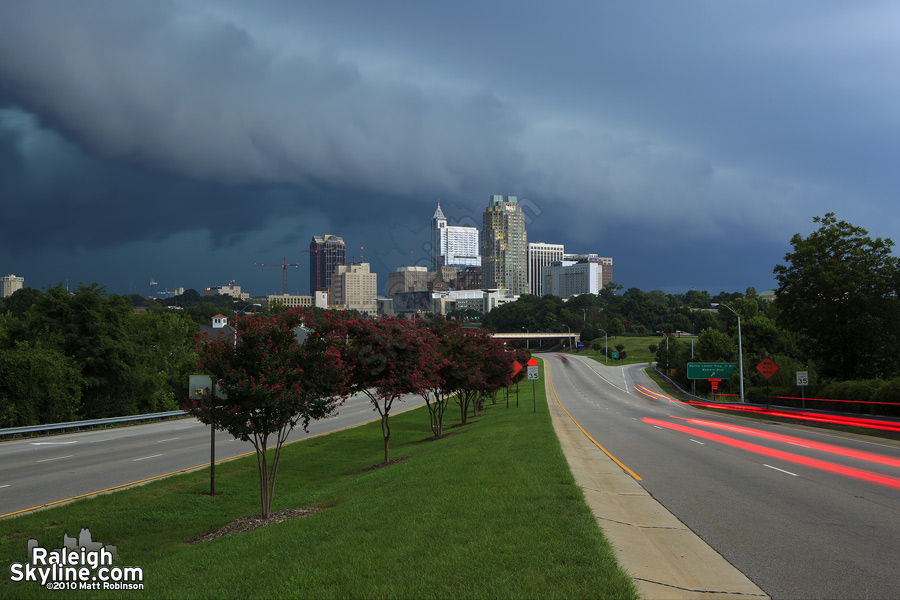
[9,528,143,591]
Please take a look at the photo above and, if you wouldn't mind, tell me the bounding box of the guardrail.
[0,410,190,440]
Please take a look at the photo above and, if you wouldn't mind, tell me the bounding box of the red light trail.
[684,419,900,469]
[643,417,900,491]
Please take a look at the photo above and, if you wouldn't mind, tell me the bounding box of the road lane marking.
[690,439,705,445]
[545,365,642,481]
[0,485,10,489]
[37,455,73,463]
[764,464,798,476]
[30,442,77,446]
[133,454,163,461]
[157,438,180,443]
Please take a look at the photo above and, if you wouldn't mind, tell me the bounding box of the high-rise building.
[528,242,565,296]
[310,235,346,295]
[481,195,527,295]
[564,254,614,289]
[431,201,480,271]
[543,260,605,299]
[332,262,378,315]
[1,274,24,297]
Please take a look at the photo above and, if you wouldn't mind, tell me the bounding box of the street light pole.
[564,324,572,350]
[596,325,608,363]
[713,303,745,403]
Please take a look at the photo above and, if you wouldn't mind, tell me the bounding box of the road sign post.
[527,358,539,412]
[796,371,808,408]
[756,357,780,408]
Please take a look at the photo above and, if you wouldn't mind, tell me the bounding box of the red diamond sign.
[511,361,523,376]
[527,357,539,367]
[756,357,780,380]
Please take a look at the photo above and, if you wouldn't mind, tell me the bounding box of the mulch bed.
[357,455,411,473]
[190,507,326,544]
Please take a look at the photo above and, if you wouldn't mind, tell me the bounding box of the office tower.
[431,201,480,271]
[1,274,24,297]
[564,254,614,289]
[332,263,378,315]
[528,242,565,296]
[543,260,605,299]
[481,195,527,295]
[309,235,346,295]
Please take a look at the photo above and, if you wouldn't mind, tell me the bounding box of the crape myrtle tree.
[328,315,442,463]
[478,338,522,411]
[443,328,512,424]
[184,308,347,519]
[774,213,900,380]
[421,317,458,438]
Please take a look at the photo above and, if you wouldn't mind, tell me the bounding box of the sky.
[2,1,899,298]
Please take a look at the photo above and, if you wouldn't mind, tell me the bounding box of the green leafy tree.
[26,284,141,418]
[0,342,83,427]
[580,323,596,343]
[698,328,735,361]
[773,213,900,380]
[607,318,626,337]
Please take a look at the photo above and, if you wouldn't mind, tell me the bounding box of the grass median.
[1,367,637,599]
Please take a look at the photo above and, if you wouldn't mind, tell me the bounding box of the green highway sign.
[611,351,619,359]
[687,362,737,380]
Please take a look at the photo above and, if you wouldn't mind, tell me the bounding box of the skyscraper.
[431,201,480,271]
[481,195,527,295]
[309,235,346,295]
[528,242,565,296]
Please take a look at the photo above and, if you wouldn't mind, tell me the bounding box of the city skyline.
[2,3,898,298]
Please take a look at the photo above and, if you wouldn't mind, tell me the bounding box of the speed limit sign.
[796,371,809,386]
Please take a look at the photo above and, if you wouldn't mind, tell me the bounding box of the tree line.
[184,309,528,518]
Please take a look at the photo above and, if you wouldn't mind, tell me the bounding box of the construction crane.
[254,258,300,295]
[255,250,321,295]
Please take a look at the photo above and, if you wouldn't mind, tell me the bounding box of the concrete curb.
[544,364,769,600]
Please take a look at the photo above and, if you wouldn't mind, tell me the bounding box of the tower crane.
[255,250,321,295]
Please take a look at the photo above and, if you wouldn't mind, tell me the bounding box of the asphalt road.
[0,392,424,518]
[545,352,900,600]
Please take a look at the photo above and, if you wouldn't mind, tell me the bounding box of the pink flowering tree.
[479,338,521,409]
[328,316,442,463]
[183,307,347,519]
[441,328,496,425]
[421,317,462,437]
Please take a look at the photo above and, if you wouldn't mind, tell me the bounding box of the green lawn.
[1,368,637,599]
[575,335,661,365]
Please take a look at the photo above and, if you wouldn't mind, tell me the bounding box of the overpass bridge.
[490,331,581,349]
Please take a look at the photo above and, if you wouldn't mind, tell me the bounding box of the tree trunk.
[381,413,390,463]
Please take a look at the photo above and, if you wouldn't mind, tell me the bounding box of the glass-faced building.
[481,195,527,295]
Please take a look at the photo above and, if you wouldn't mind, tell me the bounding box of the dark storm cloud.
[1,1,898,294]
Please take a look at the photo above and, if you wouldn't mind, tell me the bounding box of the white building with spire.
[431,201,481,271]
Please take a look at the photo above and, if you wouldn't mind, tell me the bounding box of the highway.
[0,392,424,518]
[545,352,900,600]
